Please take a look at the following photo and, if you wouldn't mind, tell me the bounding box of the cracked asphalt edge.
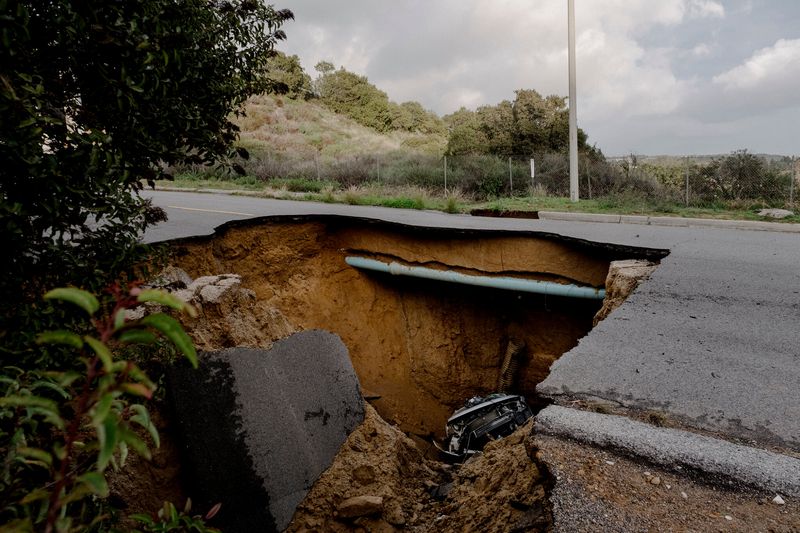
[533,405,800,497]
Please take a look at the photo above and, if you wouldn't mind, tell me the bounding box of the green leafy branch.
[0,285,197,533]
[124,500,221,533]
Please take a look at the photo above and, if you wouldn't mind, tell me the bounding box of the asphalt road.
[144,189,800,452]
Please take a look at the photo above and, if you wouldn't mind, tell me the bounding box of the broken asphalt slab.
[167,330,365,532]
[534,406,800,497]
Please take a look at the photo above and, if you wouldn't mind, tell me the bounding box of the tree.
[388,101,414,131]
[0,0,294,349]
[444,89,590,155]
[443,107,489,155]
[399,101,448,136]
[477,100,515,154]
[312,62,392,132]
[265,51,312,100]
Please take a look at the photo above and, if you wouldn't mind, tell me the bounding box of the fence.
[175,150,799,205]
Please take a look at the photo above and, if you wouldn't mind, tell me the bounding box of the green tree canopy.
[312,62,392,132]
[0,0,293,346]
[266,51,313,99]
[442,107,485,153]
[444,89,589,155]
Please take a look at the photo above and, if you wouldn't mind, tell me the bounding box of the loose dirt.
[535,435,799,533]
[286,403,551,533]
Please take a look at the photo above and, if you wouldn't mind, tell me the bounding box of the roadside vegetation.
[152,55,798,222]
[0,1,292,531]
[154,175,799,223]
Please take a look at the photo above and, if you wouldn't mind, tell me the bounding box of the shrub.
[1,285,197,532]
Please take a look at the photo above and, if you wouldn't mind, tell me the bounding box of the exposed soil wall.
[168,216,664,438]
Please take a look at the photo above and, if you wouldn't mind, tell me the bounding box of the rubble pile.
[286,406,552,533]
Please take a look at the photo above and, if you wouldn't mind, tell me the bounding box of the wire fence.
[175,150,799,206]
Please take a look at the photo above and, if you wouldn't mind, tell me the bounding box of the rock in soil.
[285,406,552,533]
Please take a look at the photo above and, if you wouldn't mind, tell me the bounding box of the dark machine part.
[437,394,533,459]
[497,338,526,393]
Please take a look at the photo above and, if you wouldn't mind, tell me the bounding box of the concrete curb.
[538,211,800,233]
[534,406,800,497]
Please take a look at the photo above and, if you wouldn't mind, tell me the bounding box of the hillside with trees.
[249,55,596,160]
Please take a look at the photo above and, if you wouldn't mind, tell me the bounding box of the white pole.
[531,157,535,195]
[444,156,447,194]
[568,0,579,202]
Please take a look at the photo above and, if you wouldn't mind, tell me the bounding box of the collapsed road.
[144,189,800,454]
[140,189,800,530]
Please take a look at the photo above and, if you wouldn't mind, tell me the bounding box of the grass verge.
[147,178,799,223]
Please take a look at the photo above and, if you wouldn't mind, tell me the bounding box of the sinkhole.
[169,214,667,440]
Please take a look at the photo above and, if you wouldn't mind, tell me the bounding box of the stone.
[199,276,241,307]
[429,482,454,501]
[167,331,365,533]
[757,208,794,219]
[681,492,688,499]
[337,496,384,518]
[650,476,661,486]
[352,465,376,485]
[773,494,786,505]
[383,500,406,526]
[158,266,193,287]
[305,517,324,528]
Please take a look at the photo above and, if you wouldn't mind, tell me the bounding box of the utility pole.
[568,0,579,202]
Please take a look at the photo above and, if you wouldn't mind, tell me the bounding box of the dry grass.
[231,94,444,159]
[343,185,363,205]
[320,186,336,203]
[533,183,550,198]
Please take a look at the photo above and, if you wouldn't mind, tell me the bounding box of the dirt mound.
[285,404,551,533]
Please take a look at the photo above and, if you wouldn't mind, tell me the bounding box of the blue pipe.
[345,257,605,300]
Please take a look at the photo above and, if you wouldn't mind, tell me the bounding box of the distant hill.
[608,153,793,165]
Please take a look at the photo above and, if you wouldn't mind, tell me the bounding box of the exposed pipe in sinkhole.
[345,257,606,300]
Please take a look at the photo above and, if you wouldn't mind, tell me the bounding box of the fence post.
[377,154,380,182]
[530,157,535,197]
[444,156,447,195]
[685,155,690,207]
[315,150,320,181]
[791,155,796,204]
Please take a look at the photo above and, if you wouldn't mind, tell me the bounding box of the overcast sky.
[276,0,799,156]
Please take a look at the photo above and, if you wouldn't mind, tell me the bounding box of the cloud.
[688,0,725,19]
[713,38,800,92]
[690,43,714,58]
